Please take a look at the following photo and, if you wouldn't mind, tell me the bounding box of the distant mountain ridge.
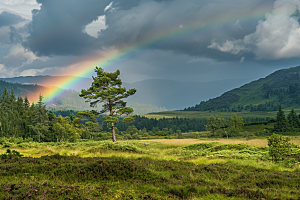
[0,76,93,91]
[1,76,252,109]
[184,66,300,112]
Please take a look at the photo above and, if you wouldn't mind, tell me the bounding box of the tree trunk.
[111,123,116,142]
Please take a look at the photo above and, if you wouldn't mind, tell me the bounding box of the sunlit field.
[1,138,300,199]
[143,138,300,146]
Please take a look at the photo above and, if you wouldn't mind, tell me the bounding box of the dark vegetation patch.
[0,155,300,199]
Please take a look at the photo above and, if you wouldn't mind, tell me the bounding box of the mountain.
[0,76,93,91]
[1,76,252,109]
[184,66,300,112]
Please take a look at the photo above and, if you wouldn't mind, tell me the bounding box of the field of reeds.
[1,138,300,199]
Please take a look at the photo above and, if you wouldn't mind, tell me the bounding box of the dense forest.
[0,88,80,142]
[0,87,271,141]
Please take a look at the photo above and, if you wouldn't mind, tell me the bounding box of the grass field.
[1,138,300,199]
[144,110,278,120]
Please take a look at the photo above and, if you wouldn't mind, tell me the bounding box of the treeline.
[102,116,207,133]
[52,110,269,135]
[0,87,275,142]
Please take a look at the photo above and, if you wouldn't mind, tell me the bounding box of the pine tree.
[287,109,299,132]
[274,104,287,132]
[79,67,136,142]
[30,95,49,142]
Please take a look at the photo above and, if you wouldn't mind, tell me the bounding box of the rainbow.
[38,5,276,103]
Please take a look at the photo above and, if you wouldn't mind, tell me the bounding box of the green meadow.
[1,138,300,199]
[144,110,278,120]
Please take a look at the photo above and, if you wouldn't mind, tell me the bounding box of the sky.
[1,0,300,85]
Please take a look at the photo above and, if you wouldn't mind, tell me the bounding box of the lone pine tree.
[79,67,136,142]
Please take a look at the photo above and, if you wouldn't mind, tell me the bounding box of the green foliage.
[268,133,292,162]
[274,104,287,132]
[183,142,220,151]
[0,154,300,199]
[205,116,226,137]
[168,142,270,160]
[156,131,168,136]
[79,67,136,142]
[184,66,300,112]
[228,114,244,137]
[0,149,23,159]
[287,108,300,132]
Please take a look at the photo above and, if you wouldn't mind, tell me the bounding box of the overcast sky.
[1,0,300,84]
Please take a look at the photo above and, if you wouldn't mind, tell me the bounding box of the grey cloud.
[208,0,300,60]
[100,0,275,60]
[23,0,112,56]
[23,0,275,61]
[0,11,25,28]
[9,26,23,43]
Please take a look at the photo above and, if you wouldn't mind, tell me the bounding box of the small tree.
[268,133,291,162]
[205,116,226,137]
[79,67,136,142]
[228,114,244,137]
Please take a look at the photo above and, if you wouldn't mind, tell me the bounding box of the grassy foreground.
[1,138,300,199]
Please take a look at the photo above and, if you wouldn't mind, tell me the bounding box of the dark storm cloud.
[0,11,25,28]
[23,0,275,61]
[23,0,112,56]
[9,26,23,43]
[100,0,275,60]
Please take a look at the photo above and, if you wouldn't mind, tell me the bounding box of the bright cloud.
[0,63,15,77]
[3,0,37,5]
[5,44,48,65]
[83,15,106,38]
[208,0,300,60]
[19,67,52,76]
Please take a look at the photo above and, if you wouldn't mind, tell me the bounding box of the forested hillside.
[185,66,300,112]
[0,80,91,111]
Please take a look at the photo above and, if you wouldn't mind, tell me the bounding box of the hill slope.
[0,76,93,91]
[0,80,91,110]
[185,66,300,112]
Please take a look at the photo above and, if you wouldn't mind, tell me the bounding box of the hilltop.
[184,66,300,112]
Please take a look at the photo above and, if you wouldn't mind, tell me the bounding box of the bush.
[0,149,23,159]
[156,131,168,136]
[268,133,291,162]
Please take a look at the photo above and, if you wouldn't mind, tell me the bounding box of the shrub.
[0,149,23,159]
[268,133,291,162]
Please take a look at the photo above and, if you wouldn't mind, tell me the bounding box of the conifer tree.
[287,109,299,132]
[80,67,136,142]
[274,104,287,132]
[30,95,49,142]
